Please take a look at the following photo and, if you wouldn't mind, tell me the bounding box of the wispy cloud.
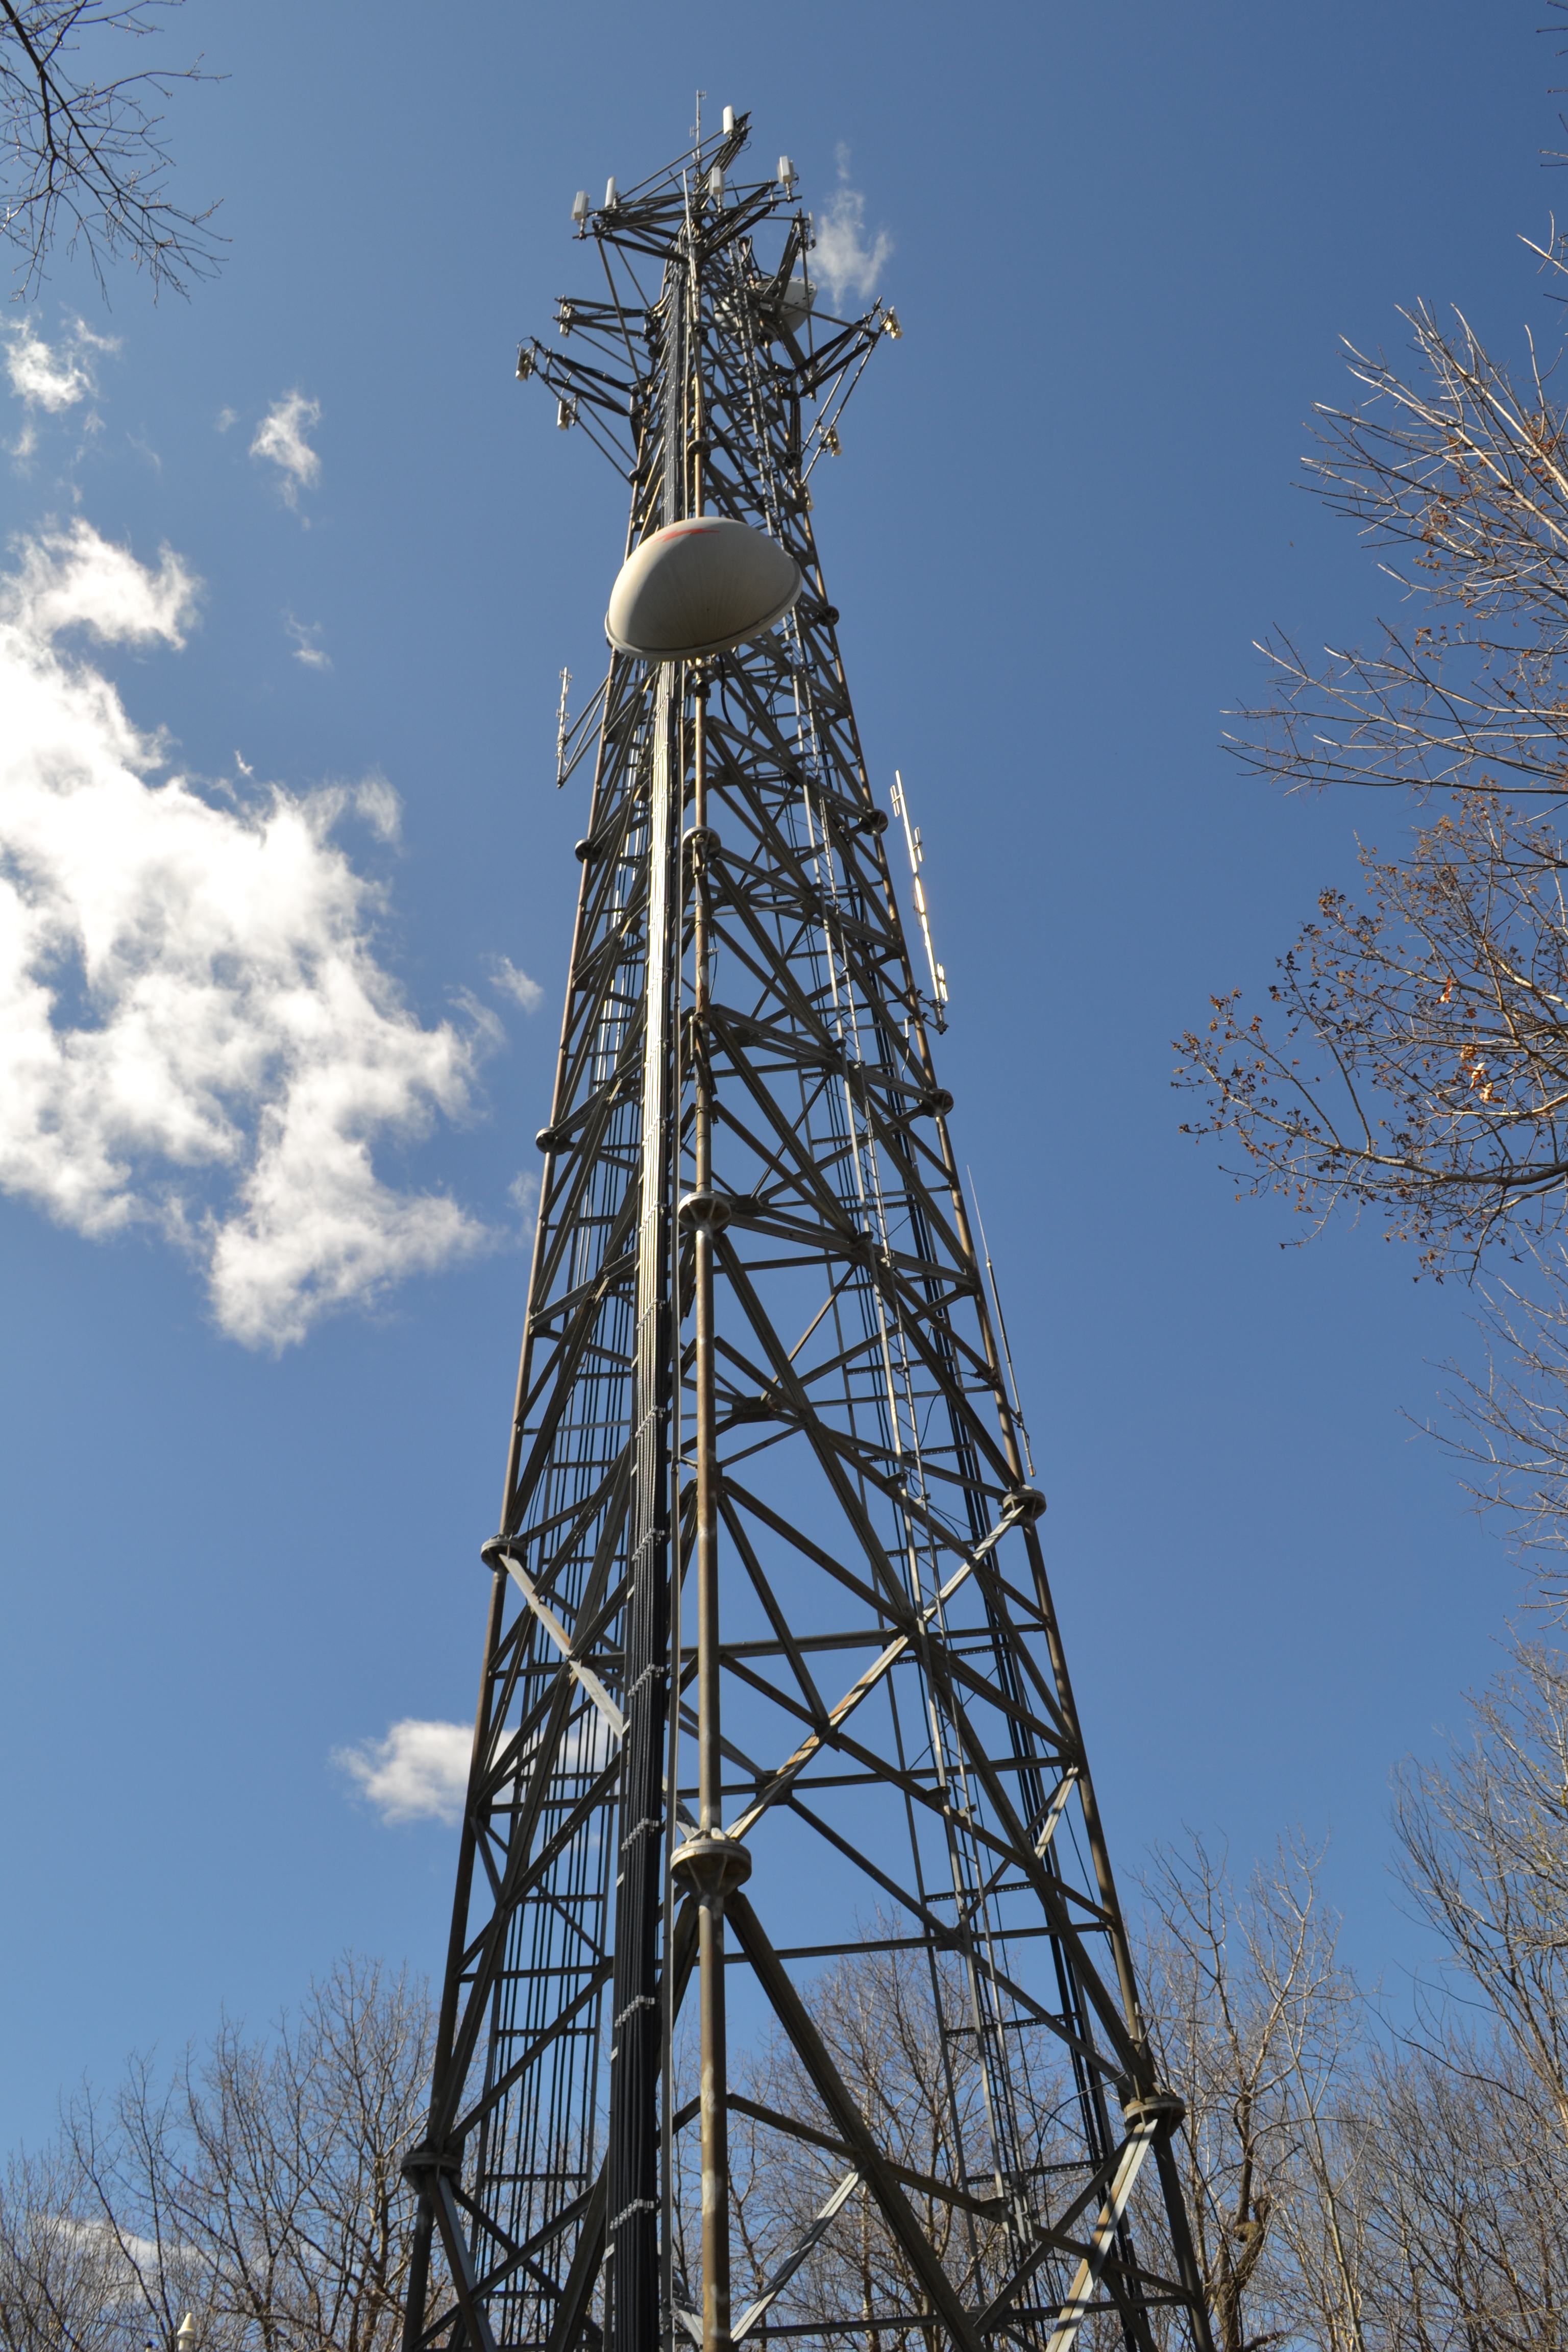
[251,391,322,506]
[489,954,544,1013]
[333,1719,472,1824]
[0,517,495,1349]
[355,773,401,840]
[335,1710,620,1827]
[4,316,118,414]
[813,145,893,311]
[7,516,197,641]
[284,610,331,670]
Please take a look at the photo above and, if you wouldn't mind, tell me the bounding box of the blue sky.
[0,0,1555,2144]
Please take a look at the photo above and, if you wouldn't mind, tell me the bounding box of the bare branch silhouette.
[0,1,223,298]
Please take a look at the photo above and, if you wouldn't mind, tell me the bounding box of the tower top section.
[567,106,772,253]
[517,114,900,491]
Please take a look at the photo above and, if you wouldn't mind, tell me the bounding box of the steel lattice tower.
[400,113,1214,2352]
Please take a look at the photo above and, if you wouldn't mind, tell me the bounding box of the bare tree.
[1138,1833,1368,2352]
[1226,297,1568,808]
[0,2137,131,2349]
[1393,1635,1568,2140]
[1164,236,1568,1574]
[0,1,222,297]
[50,1952,433,2350]
[1135,1794,1568,2351]
[1174,295,1568,1281]
[1418,1249,1568,1581]
[1177,795,1568,1275]
[1355,2031,1568,2352]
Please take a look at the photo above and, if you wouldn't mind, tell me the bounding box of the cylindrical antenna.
[967,1167,1036,1477]
[890,770,949,1030]
[555,668,573,785]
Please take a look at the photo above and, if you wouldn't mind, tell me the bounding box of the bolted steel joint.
[1004,1485,1047,1525]
[400,2140,461,2187]
[678,1188,732,1236]
[670,1831,752,1907]
[1122,2089,1186,2137]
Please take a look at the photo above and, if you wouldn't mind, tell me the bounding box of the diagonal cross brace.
[487,1536,627,1739]
[731,2165,863,2342]
[1042,2108,1169,2352]
[726,1889,984,2352]
[727,1500,1026,1841]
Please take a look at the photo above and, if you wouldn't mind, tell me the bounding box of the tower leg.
[672,675,750,2352]
[609,660,677,2352]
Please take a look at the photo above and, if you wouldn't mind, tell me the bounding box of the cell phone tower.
[400,110,1214,2352]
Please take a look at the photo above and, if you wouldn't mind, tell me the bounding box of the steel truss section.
[400,114,1215,2352]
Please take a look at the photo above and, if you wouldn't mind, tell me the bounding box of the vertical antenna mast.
[968,1167,1036,1480]
[891,769,949,1031]
[555,666,573,785]
[399,115,1214,2352]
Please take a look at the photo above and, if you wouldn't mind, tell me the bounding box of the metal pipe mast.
[400,115,1214,2352]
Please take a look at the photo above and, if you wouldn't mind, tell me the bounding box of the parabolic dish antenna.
[605,515,801,659]
[776,274,814,336]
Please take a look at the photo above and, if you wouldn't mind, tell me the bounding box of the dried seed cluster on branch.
[0,1,222,297]
[1179,799,1568,1270]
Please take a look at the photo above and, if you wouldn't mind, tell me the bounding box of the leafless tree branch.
[0,1,223,298]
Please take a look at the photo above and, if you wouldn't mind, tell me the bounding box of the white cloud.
[4,317,108,413]
[813,149,893,311]
[284,610,331,670]
[251,391,322,505]
[215,405,239,433]
[335,1707,618,1827]
[334,1718,472,1824]
[0,517,495,1349]
[6,516,198,645]
[489,954,543,1012]
[355,773,401,841]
